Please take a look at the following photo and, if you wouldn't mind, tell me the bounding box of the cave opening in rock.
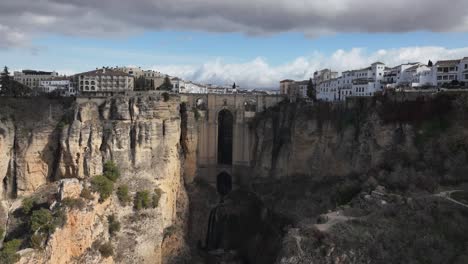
[217,171,232,196]
[217,109,233,165]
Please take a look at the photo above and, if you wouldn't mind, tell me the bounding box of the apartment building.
[279,79,295,95]
[77,68,134,96]
[39,78,76,96]
[434,60,460,85]
[14,70,59,90]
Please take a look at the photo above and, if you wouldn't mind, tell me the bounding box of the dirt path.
[434,190,468,209]
[315,210,355,232]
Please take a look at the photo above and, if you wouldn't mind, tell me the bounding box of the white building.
[317,78,339,101]
[460,57,468,84]
[173,78,209,94]
[14,70,59,90]
[77,68,134,96]
[434,59,461,86]
[39,78,76,96]
[316,62,389,101]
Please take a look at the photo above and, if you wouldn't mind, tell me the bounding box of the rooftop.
[77,68,132,77]
[435,59,461,67]
[21,70,56,75]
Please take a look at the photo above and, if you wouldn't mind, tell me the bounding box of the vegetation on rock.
[0,239,22,264]
[98,242,114,258]
[116,185,131,206]
[107,215,121,237]
[21,197,37,215]
[134,190,151,210]
[91,175,114,202]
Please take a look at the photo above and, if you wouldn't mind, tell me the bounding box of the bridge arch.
[217,109,234,165]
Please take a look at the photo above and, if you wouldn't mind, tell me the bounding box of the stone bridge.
[181,93,284,189]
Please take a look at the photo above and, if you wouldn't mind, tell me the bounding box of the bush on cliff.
[61,197,86,210]
[30,209,54,233]
[21,197,37,215]
[117,185,131,206]
[30,233,46,250]
[108,215,121,236]
[91,175,114,202]
[80,187,94,200]
[103,161,120,182]
[98,242,114,258]
[134,191,151,210]
[0,239,22,264]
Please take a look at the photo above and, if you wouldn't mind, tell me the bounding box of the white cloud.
[152,46,468,89]
[1,0,468,47]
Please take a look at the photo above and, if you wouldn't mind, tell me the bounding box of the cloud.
[152,46,468,89]
[1,0,468,47]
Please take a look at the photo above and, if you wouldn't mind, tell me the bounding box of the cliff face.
[250,95,468,264]
[252,95,468,188]
[0,95,188,264]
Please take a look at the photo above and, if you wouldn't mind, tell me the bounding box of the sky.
[1,0,468,89]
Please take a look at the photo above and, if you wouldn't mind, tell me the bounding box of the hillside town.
[282,57,468,102]
[1,57,468,100]
[0,66,274,98]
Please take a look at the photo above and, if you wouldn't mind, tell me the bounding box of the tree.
[158,76,172,91]
[232,82,236,89]
[0,66,10,95]
[428,60,433,67]
[306,78,316,100]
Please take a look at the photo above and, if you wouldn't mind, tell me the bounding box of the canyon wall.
[252,94,468,189]
[249,94,468,264]
[0,95,188,264]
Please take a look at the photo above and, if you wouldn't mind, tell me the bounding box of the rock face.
[249,95,468,263]
[252,96,468,189]
[0,95,188,264]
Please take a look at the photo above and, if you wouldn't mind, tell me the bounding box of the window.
[465,74,468,79]
[465,64,468,69]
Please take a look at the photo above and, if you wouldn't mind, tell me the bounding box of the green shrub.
[30,209,53,233]
[117,185,131,206]
[61,198,86,210]
[152,188,162,208]
[30,233,46,250]
[103,161,120,182]
[98,242,114,258]
[91,175,114,202]
[107,215,121,236]
[134,190,151,210]
[21,197,36,215]
[52,208,67,228]
[80,188,94,200]
[0,239,22,264]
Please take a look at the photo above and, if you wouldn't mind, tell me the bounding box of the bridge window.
[217,109,233,165]
[196,98,207,110]
[244,99,257,112]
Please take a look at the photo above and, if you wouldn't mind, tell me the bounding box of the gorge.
[1,92,468,264]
